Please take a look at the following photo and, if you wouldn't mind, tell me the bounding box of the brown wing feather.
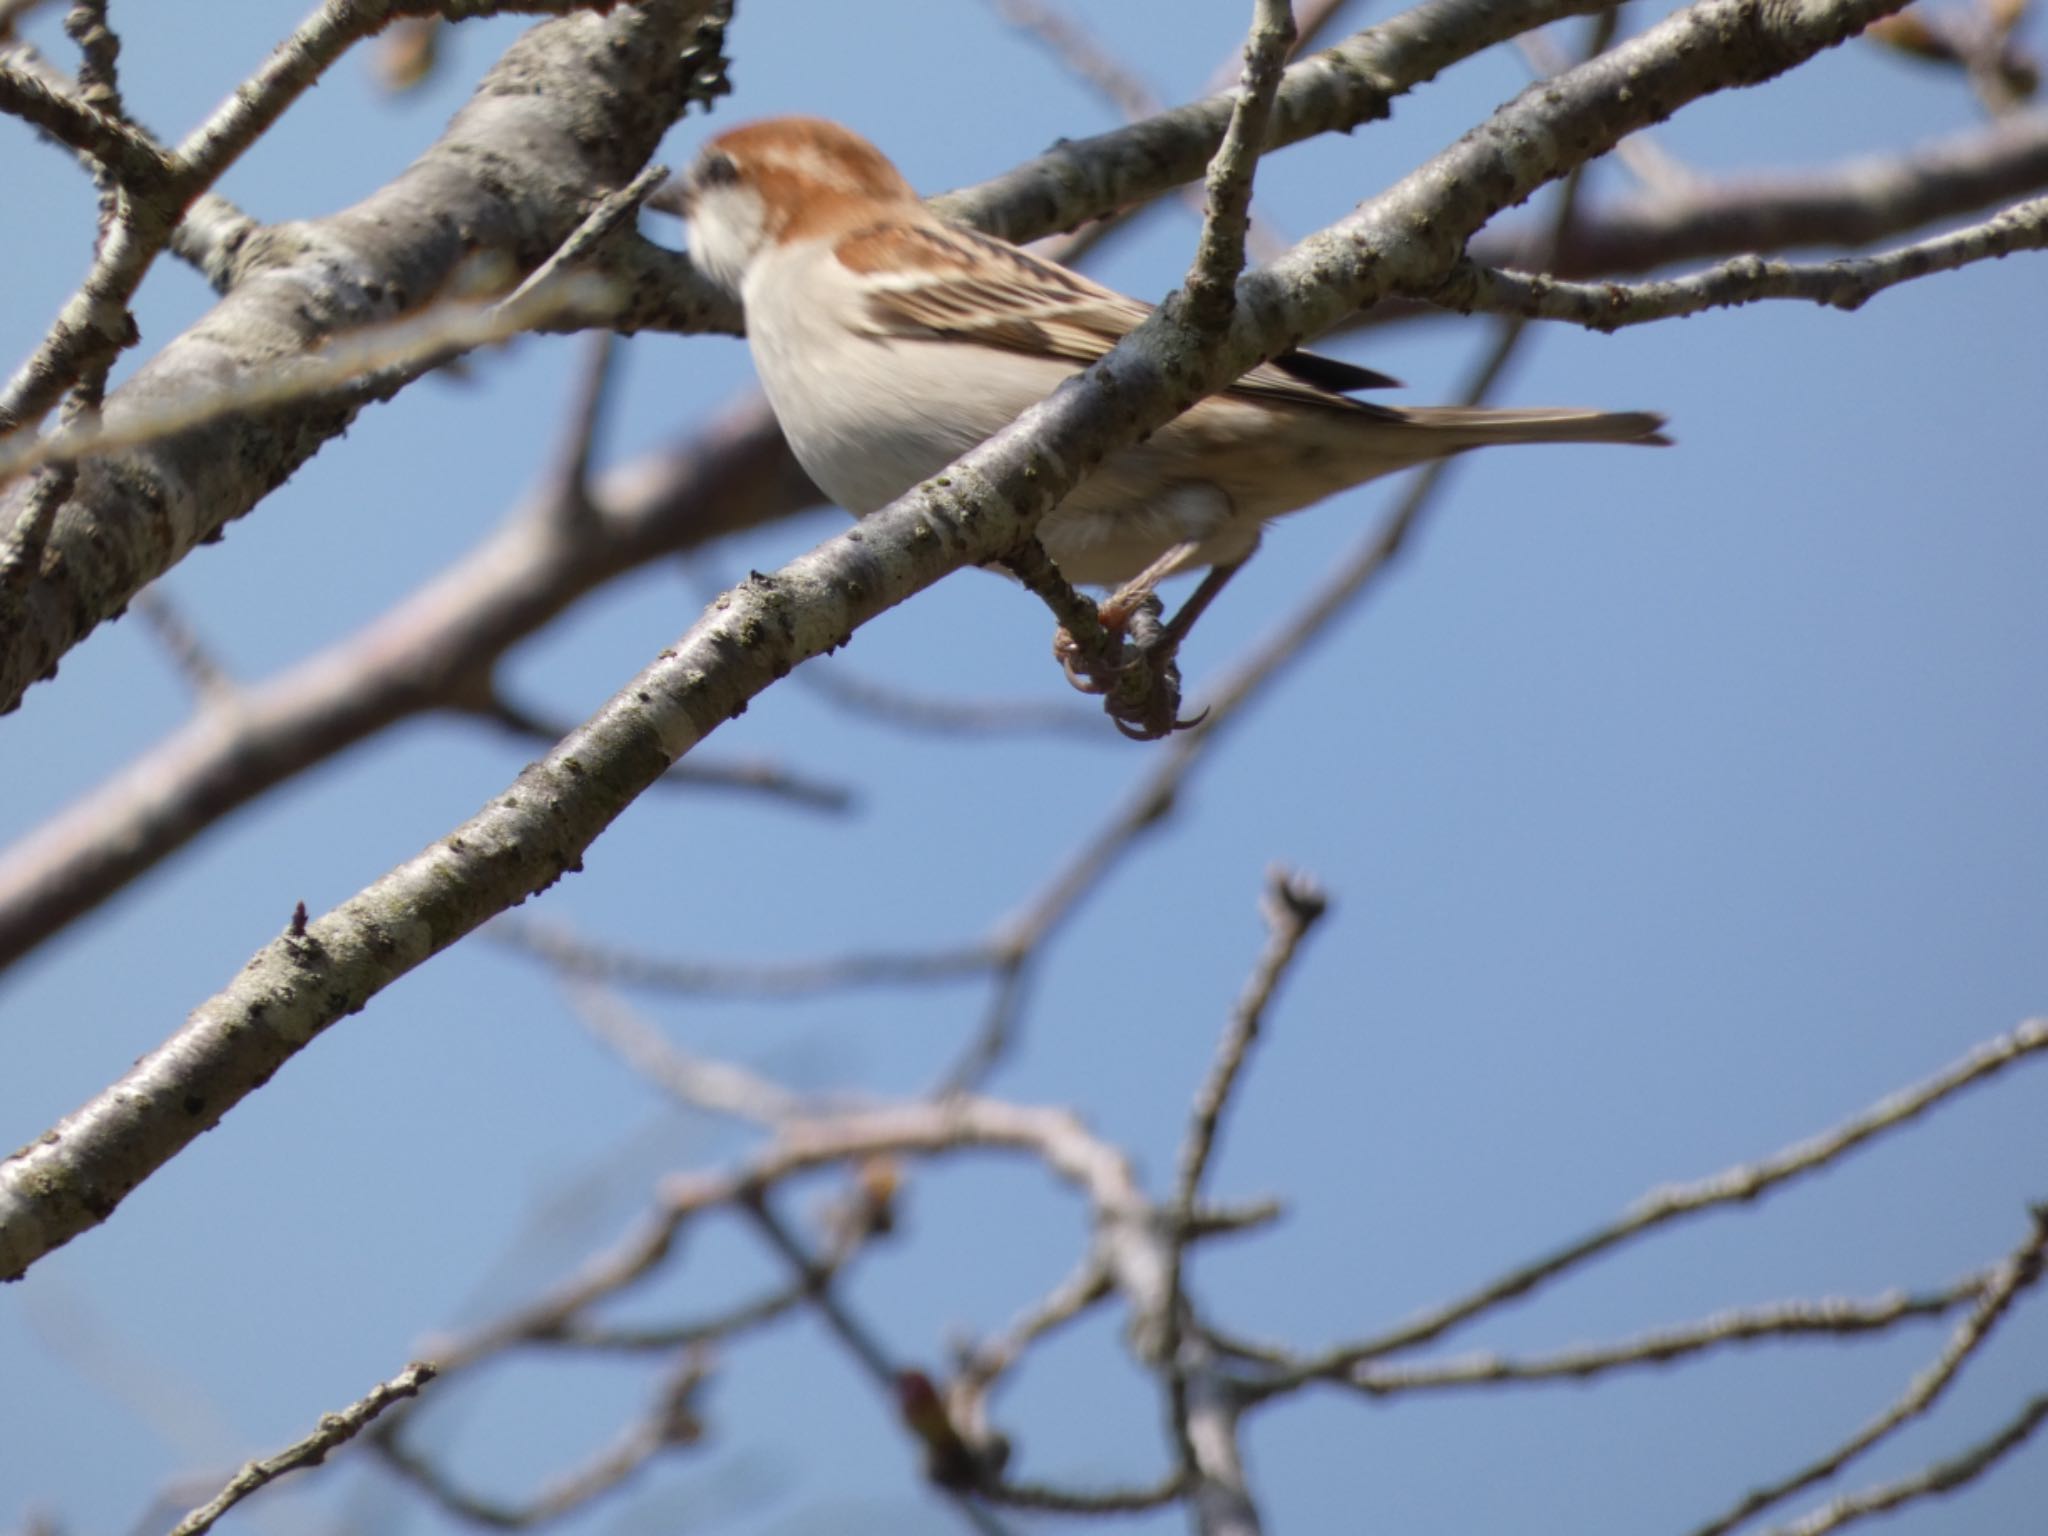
[839,221,1401,415]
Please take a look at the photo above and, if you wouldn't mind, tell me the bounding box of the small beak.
[647,178,695,222]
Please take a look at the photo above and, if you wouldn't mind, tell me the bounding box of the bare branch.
[1433,193,2048,327]
[130,587,235,707]
[0,394,816,972]
[375,1350,706,1529]
[1244,1019,2048,1396]
[934,0,1616,238]
[989,0,1161,122]
[1162,869,1327,1470]
[1495,106,2048,278]
[987,0,1293,263]
[0,276,613,488]
[0,54,169,188]
[0,0,735,714]
[566,981,814,1126]
[1330,1276,2001,1395]
[166,1362,435,1536]
[1182,0,1295,330]
[739,1193,1016,1534]
[0,36,262,288]
[793,660,1108,741]
[489,913,1000,998]
[1172,870,1329,1235]
[1688,1207,2048,1536]
[954,1251,1118,1401]
[983,1472,1187,1515]
[63,0,123,127]
[1758,1393,2048,1536]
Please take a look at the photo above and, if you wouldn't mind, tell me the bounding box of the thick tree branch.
[0,0,734,714]
[0,55,169,187]
[0,396,816,973]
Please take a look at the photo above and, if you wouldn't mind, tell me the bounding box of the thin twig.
[0,277,614,489]
[739,1192,1016,1535]
[565,979,813,1126]
[739,1191,901,1392]
[1687,1206,2048,1536]
[1245,1020,2048,1397]
[544,329,619,527]
[1432,193,2048,329]
[954,1250,1118,1400]
[1758,1393,2048,1536]
[983,1471,1188,1513]
[1162,869,1328,1467]
[990,0,1160,121]
[1182,0,1295,331]
[131,587,235,706]
[986,0,1292,262]
[375,1350,706,1530]
[167,1362,435,1536]
[1324,1276,2000,1395]
[500,162,670,313]
[488,913,999,997]
[793,662,1108,740]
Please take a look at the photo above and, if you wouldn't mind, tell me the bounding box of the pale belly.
[738,248,1360,585]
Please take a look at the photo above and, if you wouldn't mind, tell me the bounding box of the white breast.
[741,239,1066,517]
[736,241,1267,586]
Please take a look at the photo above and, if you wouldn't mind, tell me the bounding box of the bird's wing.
[837,220,1401,411]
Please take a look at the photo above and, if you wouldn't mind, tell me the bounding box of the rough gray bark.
[0,0,730,714]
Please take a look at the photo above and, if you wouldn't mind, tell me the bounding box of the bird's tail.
[1389,406,1670,449]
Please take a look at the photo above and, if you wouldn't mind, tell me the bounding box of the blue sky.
[2,3,2045,1534]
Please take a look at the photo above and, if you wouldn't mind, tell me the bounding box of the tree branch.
[0,0,735,714]
[1241,1019,2048,1397]
[1431,192,2048,328]
[166,1362,435,1536]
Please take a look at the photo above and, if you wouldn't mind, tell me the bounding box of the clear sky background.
[3,2,2045,1533]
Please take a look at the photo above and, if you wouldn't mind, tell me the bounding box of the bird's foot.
[1053,594,1205,741]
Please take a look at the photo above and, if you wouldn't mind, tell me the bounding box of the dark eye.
[695,152,739,190]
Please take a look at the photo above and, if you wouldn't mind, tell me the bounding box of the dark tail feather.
[1391,406,1670,449]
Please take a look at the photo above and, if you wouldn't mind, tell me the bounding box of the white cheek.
[686,185,768,295]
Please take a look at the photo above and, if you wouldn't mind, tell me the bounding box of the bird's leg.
[1160,558,1244,648]
[1097,541,1204,632]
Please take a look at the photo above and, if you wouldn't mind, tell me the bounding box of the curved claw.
[1054,628,1112,695]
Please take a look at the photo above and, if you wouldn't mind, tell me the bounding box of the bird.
[678,115,1664,714]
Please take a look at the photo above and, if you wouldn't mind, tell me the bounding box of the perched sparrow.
[681,115,1666,602]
